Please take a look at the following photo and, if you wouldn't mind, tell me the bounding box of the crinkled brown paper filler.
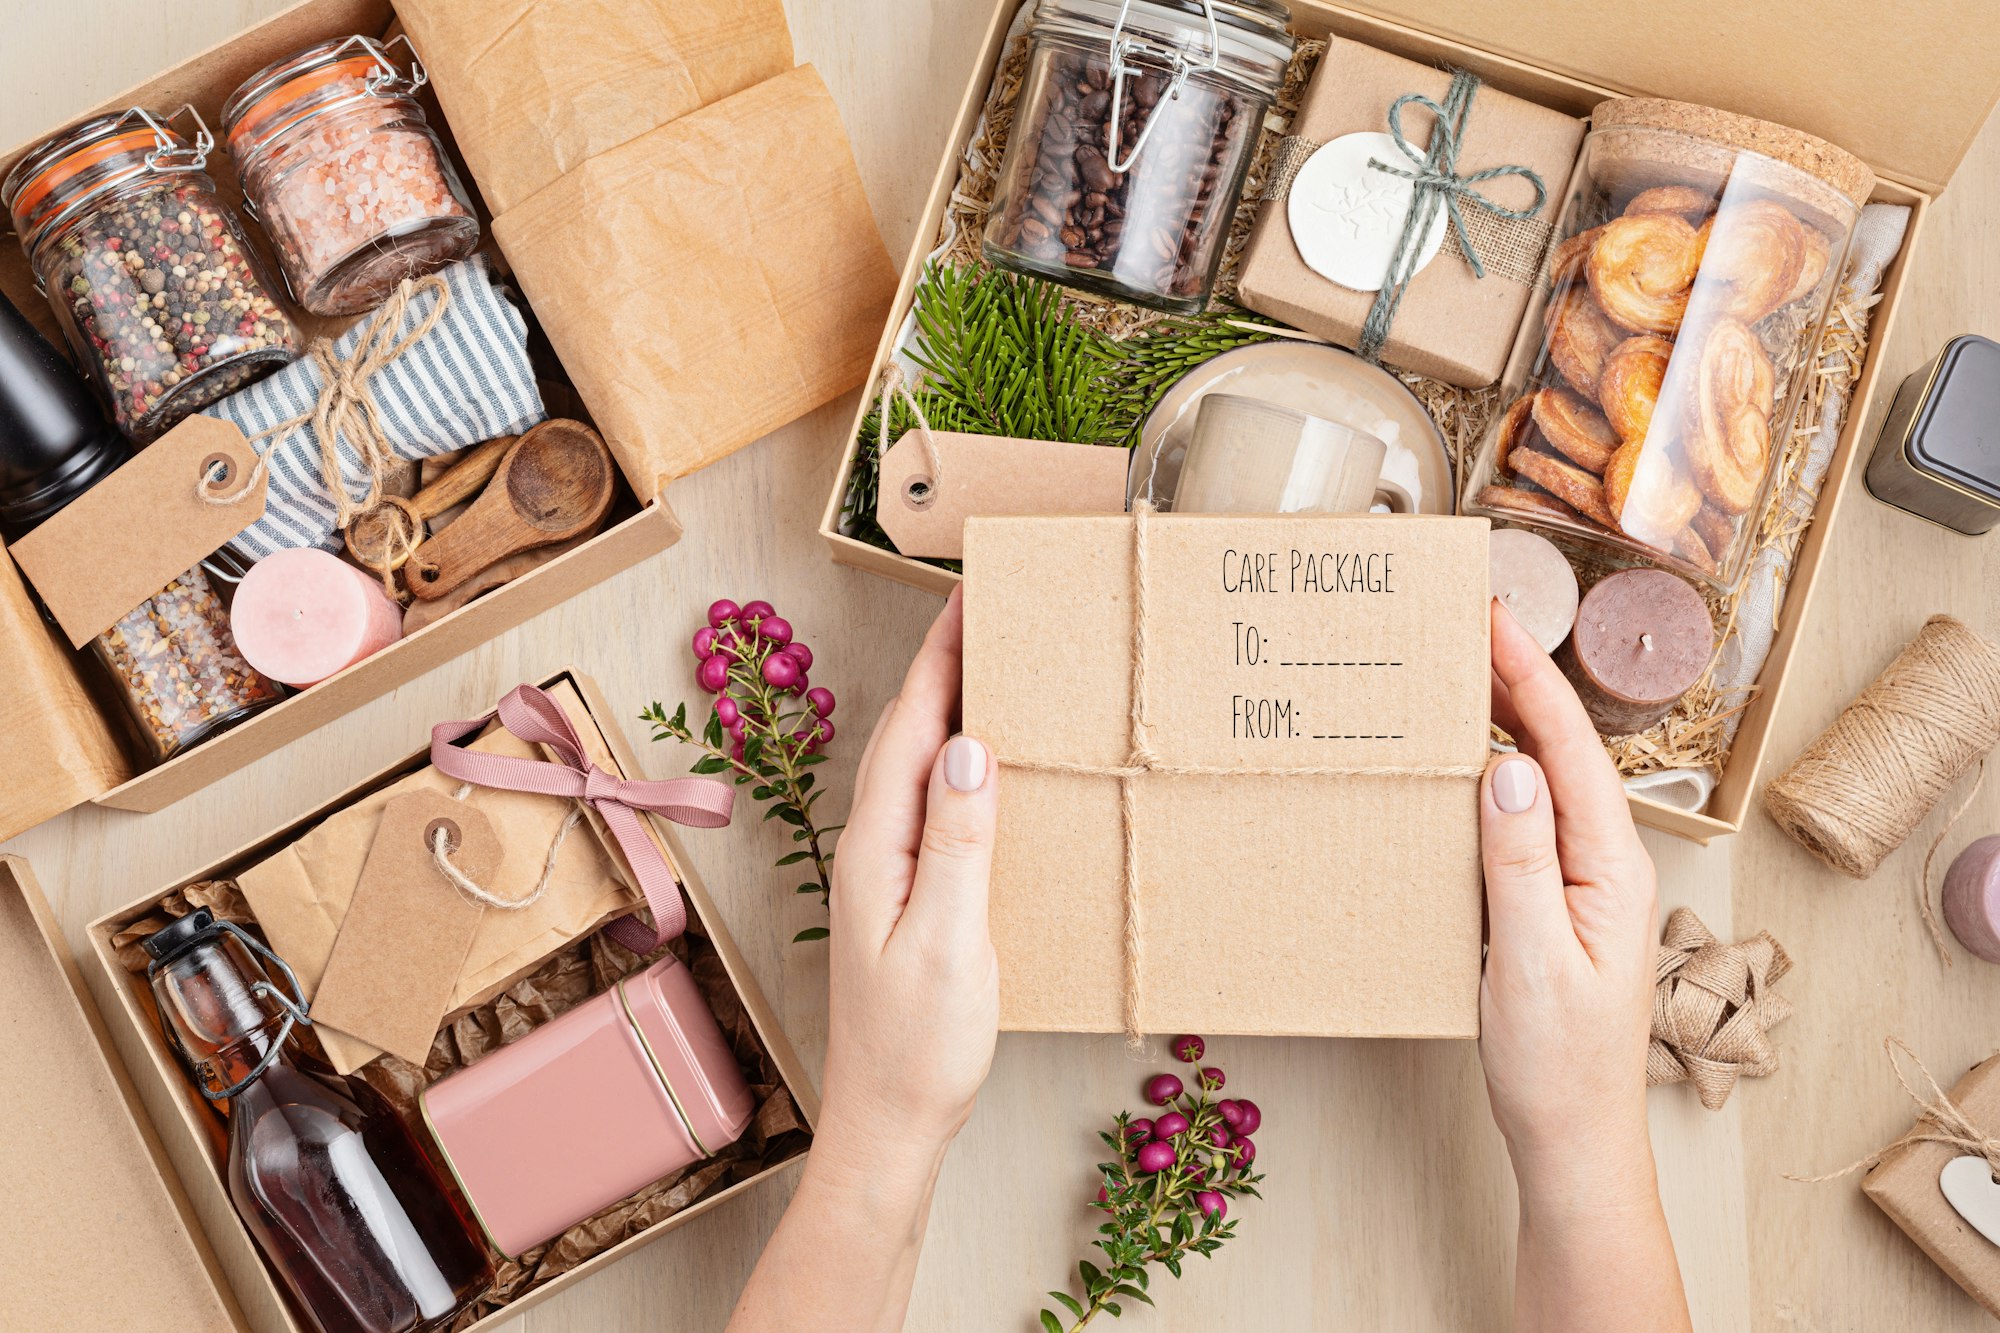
[115,881,809,1328]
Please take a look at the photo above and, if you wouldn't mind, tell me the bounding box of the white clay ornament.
[1287,131,1449,293]
[1941,1154,2000,1247]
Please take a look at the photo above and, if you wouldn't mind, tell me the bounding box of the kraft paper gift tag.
[492,65,896,497]
[311,791,502,1065]
[963,512,1490,1039]
[876,429,1132,559]
[237,681,637,1073]
[396,0,795,216]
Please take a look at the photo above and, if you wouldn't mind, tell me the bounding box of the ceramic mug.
[1172,393,1417,515]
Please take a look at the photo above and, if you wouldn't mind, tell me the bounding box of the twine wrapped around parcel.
[1647,907,1792,1110]
[989,503,1485,1047]
[1787,1038,2000,1185]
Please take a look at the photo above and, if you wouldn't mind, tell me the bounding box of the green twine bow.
[1357,69,1547,362]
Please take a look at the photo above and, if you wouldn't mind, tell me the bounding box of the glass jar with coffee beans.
[3,106,299,443]
[983,0,1293,314]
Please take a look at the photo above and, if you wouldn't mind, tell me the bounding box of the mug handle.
[1374,476,1419,514]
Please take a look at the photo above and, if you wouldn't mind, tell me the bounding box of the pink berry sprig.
[642,598,841,943]
[1040,1036,1264,1331]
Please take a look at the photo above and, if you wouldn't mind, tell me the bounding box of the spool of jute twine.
[1764,615,2000,893]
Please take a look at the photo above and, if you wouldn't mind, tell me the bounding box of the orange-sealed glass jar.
[1462,100,1871,588]
[2,106,299,442]
[224,35,479,317]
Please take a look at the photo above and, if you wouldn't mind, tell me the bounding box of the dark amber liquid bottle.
[144,910,492,1333]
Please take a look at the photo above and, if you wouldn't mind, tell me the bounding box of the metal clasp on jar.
[128,103,214,173]
[341,31,430,99]
[1105,0,1222,173]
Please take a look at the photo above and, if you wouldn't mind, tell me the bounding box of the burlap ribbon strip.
[992,504,1484,1046]
[1646,907,1794,1110]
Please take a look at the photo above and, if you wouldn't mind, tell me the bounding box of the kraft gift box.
[820,0,1971,847]
[0,670,817,1333]
[0,0,896,842]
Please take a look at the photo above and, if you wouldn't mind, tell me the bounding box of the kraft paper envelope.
[238,681,637,1072]
[963,513,1490,1039]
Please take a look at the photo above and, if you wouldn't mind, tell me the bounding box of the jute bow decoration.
[431,684,734,952]
[1646,907,1794,1110]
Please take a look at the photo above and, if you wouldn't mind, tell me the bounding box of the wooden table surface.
[6,2,1999,1329]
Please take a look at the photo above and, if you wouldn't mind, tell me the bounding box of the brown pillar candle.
[1489,528,1579,653]
[1556,568,1714,735]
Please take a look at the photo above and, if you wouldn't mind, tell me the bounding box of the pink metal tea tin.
[420,954,754,1258]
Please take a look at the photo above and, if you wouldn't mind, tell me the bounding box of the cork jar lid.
[1591,98,1875,208]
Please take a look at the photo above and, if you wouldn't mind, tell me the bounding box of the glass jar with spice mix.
[2,106,299,443]
[224,36,480,317]
[982,0,1295,313]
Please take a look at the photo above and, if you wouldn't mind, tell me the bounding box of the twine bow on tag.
[1646,907,1794,1110]
[199,274,454,594]
[1789,1038,2000,1184]
[429,684,735,952]
[1356,70,1547,362]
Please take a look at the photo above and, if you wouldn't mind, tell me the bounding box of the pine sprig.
[840,263,1282,565]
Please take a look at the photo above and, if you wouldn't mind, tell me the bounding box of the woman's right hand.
[1478,599,1690,1333]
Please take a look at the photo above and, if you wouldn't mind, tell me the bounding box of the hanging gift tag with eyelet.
[1941,1155,2000,1248]
[9,414,267,645]
[876,428,1131,559]
[311,789,501,1066]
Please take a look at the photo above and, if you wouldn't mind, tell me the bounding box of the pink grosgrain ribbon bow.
[430,684,734,952]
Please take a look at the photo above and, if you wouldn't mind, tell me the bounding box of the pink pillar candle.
[1943,835,2000,963]
[230,548,403,687]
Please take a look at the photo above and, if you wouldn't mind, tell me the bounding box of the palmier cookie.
[1492,394,1535,473]
[1545,282,1624,397]
[1624,185,1717,221]
[1688,317,1777,513]
[1691,505,1736,558]
[1531,387,1619,474]
[1547,225,1603,286]
[1674,523,1719,576]
[1511,449,1616,528]
[1703,199,1807,324]
[1475,483,1581,525]
[1602,438,1702,543]
[1597,335,1675,443]
[1587,213,1701,335]
[1783,224,1832,306]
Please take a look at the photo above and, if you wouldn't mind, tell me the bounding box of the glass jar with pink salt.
[223,35,479,317]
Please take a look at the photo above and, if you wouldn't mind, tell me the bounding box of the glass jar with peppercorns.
[3,106,299,443]
[983,0,1294,314]
[223,35,480,317]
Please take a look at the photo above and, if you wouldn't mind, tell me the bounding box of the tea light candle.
[1555,568,1714,735]
[1942,836,2000,963]
[230,548,402,687]
[1489,528,1579,653]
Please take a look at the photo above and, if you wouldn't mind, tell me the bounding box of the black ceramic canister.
[0,289,128,537]
[1864,334,2000,535]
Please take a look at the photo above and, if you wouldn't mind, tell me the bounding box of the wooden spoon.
[344,434,515,574]
[405,419,615,600]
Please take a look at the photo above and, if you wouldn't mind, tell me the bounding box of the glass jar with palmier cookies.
[1462,99,1871,588]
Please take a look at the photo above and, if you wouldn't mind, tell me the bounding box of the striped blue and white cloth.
[207,255,547,563]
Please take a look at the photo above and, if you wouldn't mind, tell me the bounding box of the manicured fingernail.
[944,734,988,792]
[1492,757,1537,814]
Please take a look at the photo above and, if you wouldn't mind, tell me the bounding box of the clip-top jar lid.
[2,106,213,252]
[223,34,427,157]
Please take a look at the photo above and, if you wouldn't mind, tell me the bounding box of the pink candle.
[1943,835,2000,963]
[230,548,402,687]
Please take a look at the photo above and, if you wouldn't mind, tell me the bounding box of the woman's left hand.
[820,587,1000,1162]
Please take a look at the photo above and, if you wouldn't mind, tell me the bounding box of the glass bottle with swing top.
[143,909,491,1333]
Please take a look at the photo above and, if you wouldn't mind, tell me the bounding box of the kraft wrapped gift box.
[1863,1054,2000,1317]
[962,512,1490,1038]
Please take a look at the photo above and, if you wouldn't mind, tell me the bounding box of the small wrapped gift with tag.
[1237,35,1584,387]
[1859,1046,2000,1317]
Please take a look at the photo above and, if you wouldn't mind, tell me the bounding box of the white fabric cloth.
[1626,203,1912,813]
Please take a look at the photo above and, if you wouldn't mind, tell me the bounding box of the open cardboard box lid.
[0,855,248,1330]
[1339,0,1999,194]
